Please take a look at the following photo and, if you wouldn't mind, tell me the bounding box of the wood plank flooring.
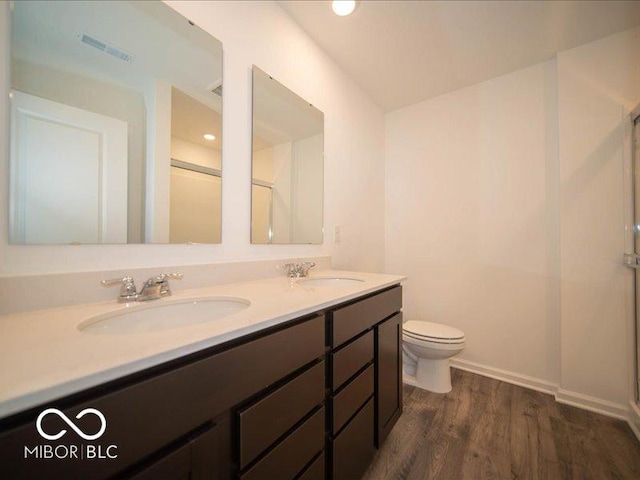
[362,369,640,480]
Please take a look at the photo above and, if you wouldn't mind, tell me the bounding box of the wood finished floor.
[362,369,640,480]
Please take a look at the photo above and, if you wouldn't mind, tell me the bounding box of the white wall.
[557,27,640,410]
[386,61,561,387]
[291,134,324,244]
[386,26,640,414]
[253,147,274,183]
[0,0,386,276]
[272,141,293,243]
[144,80,172,244]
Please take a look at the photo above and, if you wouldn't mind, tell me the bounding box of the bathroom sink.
[297,277,365,287]
[78,297,250,335]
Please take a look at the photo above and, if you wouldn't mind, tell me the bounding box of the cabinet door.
[331,399,374,480]
[191,414,231,480]
[376,312,403,447]
[129,444,190,480]
[130,416,230,480]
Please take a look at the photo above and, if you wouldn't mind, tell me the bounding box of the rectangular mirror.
[8,0,222,244]
[251,66,324,244]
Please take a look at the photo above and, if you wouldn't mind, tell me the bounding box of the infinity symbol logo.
[36,408,107,441]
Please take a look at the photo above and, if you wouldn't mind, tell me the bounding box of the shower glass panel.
[169,163,221,243]
[251,183,273,244]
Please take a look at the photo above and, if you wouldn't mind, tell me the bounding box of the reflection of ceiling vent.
[78,34,134,63]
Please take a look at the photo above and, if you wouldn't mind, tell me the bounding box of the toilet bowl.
[402,320,465,393]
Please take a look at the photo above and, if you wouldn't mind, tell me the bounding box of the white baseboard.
[629,401,640,442]
[555,388,628,420]
[450,358,630,422]
[450,358,557,396]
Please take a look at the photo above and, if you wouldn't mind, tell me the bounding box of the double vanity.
[2,1,404,477]
[0,270,404,479]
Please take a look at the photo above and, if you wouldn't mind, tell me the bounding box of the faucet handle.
[144,272,183,285]
[301,262,316,276]
[101,276,137,303]
[280,262,315,278]
[156,272,183,297]
[159,273,184,281]
[281,263,299,278]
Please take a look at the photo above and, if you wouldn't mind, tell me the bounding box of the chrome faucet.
[283,262,316,278]
[138,273,184,301]
[300,262,316,277]
[101,273,183,302]
[100,276,138,303]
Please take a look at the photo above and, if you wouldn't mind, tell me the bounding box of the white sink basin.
[78,297,250,335]
[297,277,365,287]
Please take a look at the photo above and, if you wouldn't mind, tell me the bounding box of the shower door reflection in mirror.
[251,67,324,244]
[169,87,222,243]
[8,0,223,244]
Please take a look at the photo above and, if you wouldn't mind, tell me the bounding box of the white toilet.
[402,320,465,393]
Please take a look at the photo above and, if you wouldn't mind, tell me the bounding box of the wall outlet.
[333,225,341,243]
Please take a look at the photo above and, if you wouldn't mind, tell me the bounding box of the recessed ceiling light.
[203,134,216,141]
[332,0,357,17]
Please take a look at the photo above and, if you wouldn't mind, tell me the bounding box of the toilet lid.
[403,321,465,342]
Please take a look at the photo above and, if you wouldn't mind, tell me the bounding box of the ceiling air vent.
[78,34,134,63]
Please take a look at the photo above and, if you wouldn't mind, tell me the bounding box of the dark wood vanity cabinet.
[327,285,403,479]
[0,314,325,480]
[0,284,403,480]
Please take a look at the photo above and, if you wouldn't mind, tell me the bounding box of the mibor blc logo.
[24,408,118,460]
[36,408,107,441]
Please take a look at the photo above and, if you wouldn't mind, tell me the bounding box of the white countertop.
[0,270,405,420]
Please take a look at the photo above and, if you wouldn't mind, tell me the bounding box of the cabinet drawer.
[240,407,324,480]
[0,315,324,480]
[331,285,402,347]
[238,361,325,469]
[331,399,375,480]
[298,453,325,480]
[331,330,373,390]
[331,364,374,434]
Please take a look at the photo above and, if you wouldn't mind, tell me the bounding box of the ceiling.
[278,0,640,112]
